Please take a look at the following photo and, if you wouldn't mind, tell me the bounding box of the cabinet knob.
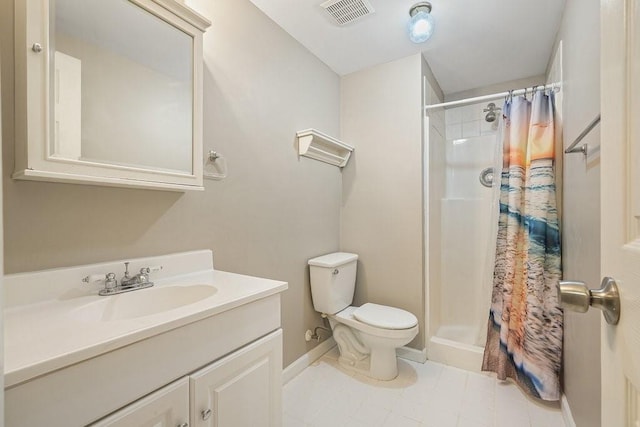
[202,408,213,420]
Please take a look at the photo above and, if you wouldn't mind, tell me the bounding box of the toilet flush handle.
[333,269,339,275]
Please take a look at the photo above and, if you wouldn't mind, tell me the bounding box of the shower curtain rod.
[424,83,561,111]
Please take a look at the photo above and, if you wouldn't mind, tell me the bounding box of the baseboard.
[282,337,336,384]
[397,346,428,363]
[561,394,576,427]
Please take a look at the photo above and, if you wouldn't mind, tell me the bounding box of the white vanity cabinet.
[4,252,288,426]
[190,331,283,427]
[90,331,282,427]
[91,377,190,427]
[5,283,286,426]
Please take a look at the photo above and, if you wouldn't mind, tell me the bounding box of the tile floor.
[283,348,565,427]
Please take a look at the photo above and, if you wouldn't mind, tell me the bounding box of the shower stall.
[425,100,501,371]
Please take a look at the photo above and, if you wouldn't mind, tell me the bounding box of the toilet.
[308,252,418,380]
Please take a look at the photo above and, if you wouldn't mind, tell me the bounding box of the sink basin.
[70,285,217,322]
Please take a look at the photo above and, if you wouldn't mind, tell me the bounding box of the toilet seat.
[333,305,418,339]
[353,303,418,330]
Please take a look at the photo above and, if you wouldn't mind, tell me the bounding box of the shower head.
[483,102,501,123]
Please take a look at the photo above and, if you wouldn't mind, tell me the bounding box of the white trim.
[149,0,211,31]
[396,346,427,363]
[282,338,336,384]
[12,169,204,192]
[561,394,577,427]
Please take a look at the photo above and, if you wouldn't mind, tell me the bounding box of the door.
[89,377,189,427]
[190,330,282,427]
[0,52,4,422]
[601,0,640,425]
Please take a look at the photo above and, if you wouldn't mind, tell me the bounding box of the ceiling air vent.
[320,0,375,26]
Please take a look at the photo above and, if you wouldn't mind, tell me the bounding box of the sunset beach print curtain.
[482,90,563,401]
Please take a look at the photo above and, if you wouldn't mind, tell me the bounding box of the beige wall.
[551,0,602,425]
[340,54,425,349]
[0,0,341,367]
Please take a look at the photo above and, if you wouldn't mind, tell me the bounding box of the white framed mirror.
[13,0,210,191]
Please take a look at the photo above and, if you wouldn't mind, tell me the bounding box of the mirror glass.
[50,0,194,174]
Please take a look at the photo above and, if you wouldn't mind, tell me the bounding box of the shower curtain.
[482,90,563,401]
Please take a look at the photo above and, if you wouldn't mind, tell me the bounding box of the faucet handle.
[83,273,117,293]
[140,265,163,274]
[82,274,105,284]
[105,273,117,290]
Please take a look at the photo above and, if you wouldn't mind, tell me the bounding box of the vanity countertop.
[4,251,287,388]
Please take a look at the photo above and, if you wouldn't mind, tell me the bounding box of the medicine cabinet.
[13,0,210,191]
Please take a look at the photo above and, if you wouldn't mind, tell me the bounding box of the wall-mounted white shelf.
[296,129,354,168]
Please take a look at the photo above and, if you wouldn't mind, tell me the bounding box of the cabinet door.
[190,330,283,427]
[90,377,189,427]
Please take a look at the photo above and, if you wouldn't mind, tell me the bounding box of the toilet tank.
[308,252,358,314]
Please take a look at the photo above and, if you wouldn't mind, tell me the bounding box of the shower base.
[428,326,485,372]
[435,325,480,345]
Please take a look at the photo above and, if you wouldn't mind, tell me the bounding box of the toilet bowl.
[329,304,418,380]
[308,252,419,380]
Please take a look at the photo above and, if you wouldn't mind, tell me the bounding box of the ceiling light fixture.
[407,2,434,44]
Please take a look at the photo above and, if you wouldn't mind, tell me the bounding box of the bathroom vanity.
[4,250,287,426]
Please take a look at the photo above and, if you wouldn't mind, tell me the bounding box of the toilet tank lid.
[308,252,358,268]
[353,303,418,329]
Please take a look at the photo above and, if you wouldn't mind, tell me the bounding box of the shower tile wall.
[438,101,499,346]
[445,104,498,140]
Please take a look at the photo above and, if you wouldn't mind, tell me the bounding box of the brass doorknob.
[559,277,620,325]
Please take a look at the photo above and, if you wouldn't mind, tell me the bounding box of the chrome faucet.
[120,262,137,287]
[83,262,162,296]
[121,262,158,287]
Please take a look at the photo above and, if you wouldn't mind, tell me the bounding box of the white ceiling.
[248,0,566,95]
